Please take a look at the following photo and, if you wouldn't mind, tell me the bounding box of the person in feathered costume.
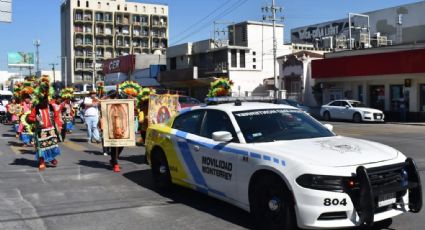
[17,78,35,140]
[20,111,35,147]
[137,87,155,145]
[96,81,105,98]
[10,82,23,135]
[27,76,62,171]
[59,87,75,141]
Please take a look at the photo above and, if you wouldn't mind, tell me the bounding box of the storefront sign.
[103,55,135,74]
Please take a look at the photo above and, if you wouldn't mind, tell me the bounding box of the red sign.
[312,48,425,79]
[103,55,135,74]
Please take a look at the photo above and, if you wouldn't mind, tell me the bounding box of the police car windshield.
[233,109,335,143]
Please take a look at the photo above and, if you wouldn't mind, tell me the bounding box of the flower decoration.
[60,87,75,99]
[118,81,142,98]
[137,87,155,102]
[207,78,234,97]
[32,76,54,105]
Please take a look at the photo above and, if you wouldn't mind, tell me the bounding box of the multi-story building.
[159,21,290,100]
[60,0,168,89]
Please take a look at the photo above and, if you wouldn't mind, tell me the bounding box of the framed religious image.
[100,99,136,147]
[148,94,180,127]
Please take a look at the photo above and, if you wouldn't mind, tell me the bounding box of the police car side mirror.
[323,124,334,132]
[212,131,233,142]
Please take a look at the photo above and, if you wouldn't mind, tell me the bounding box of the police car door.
[171,110,206,187]
[193,109,239,200]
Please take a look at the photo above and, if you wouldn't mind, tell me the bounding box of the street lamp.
[33,40,41,74]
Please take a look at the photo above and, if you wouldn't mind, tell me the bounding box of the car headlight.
[296,174,356,192]
[363,111,371,115]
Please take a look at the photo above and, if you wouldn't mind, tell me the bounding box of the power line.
[170,0,249,46]
[171,0,235,41]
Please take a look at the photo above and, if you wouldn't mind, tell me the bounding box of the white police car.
[145,99,422,229]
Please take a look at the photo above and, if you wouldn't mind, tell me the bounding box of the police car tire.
[151,149,172,190]
[251,175,295,230]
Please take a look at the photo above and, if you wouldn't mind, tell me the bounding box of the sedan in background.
[275,99,311,114]
[179,96,201,108]
[320,100,384,122]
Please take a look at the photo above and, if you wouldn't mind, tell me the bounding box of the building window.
[170,57,177,70]
[97,2,101,9]
[154,7,157,13]
[135,5,137,12]
[231,49,237,68]
[390,85,404,111]
[253,65,256,69]
[117,5,120,10]
[240,50,245,68]
[77,0,80,7]
[420,84,425,112]
[253,58,256,63]
[124,5,127,11]
[161,8,164,14]
[370,85,385,111]
[242,25,247,42]
[86,1,89,7]
[253,51,256,56]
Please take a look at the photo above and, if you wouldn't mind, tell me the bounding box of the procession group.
[3,76,152,172]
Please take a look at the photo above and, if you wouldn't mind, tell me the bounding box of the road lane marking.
[61,141,85,152]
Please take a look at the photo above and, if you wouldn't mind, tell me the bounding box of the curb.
[386,122,425,127]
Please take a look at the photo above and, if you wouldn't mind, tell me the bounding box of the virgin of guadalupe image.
[108,104,129,139]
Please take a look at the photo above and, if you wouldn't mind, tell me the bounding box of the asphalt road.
[0,121,424,230]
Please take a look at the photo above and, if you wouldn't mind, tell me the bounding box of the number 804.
[324,198,347,206]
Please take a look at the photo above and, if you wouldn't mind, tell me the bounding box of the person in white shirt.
[83,91,101,143]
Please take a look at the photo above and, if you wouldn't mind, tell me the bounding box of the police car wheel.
[151,149,172,190]
[251,175,295,230]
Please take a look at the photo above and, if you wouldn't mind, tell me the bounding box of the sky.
[0,0,422,72]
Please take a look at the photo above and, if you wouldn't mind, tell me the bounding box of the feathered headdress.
[13,82,23,99]
[137,87,155,102]
[32,76,54,105]
[59,87,75,99]
[96,81,105,97]
[118,81,142,98]
[207,78,234,97]
[21,77,35,98]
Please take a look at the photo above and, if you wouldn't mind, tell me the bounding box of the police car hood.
[251,136,398,167]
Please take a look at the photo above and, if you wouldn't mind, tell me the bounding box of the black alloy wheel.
[251,175,295,230]
[151,149,172,190]
[323,111,331,121]
[353,113,362,123]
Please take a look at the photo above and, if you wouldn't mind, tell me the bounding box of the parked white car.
[320,100,385,122]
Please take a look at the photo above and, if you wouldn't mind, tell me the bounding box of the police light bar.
[205,96,275,105]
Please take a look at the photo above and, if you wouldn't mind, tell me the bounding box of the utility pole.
[34,40,41,75]
[262,0,284,99]
[49,63,58,90]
